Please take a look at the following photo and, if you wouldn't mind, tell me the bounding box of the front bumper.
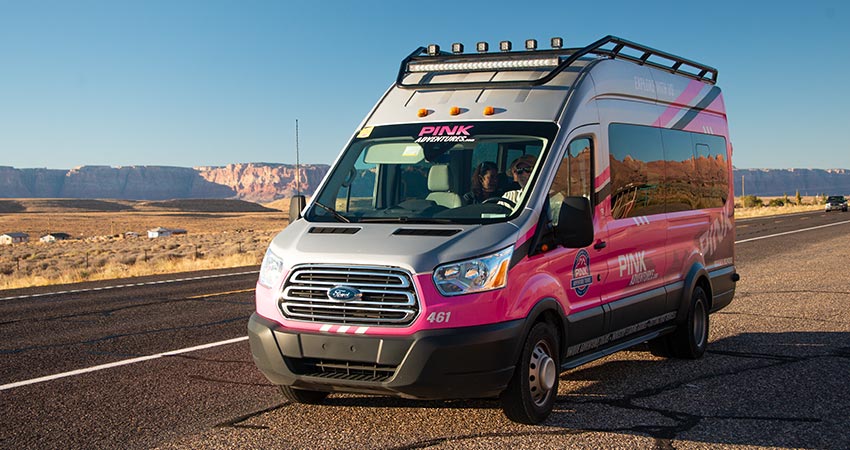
[825,204,848,211]
[248,313,524,400]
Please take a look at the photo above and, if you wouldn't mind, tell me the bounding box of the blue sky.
[0,0,847,170]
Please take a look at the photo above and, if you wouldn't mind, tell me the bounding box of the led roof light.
[551,37,563,49]
[407,57,560,73]
[427,44,440,56]
[451,43,464,54]
[499,41,512,52]
[476,41,488,53]
[525,39,538,51]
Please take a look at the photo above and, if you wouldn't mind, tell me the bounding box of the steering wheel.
[482,197,516,208]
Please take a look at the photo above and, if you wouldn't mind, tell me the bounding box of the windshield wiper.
[312,201,350,223]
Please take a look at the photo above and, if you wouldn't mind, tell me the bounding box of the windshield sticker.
[571,249,593,296]
[357,126,374,138]
[415,125,475,143]
[402,145,421,157]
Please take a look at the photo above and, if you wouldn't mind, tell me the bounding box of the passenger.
[501,155,536,206]
[463,161,503,204]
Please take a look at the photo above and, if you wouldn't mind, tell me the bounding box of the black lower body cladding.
[248,313,524,400]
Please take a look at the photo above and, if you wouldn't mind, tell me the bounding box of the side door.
[545,129,611,349]
[602,123,669,332]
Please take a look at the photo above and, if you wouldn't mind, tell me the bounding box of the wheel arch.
[514,298,568,364]
[679,263,712,321]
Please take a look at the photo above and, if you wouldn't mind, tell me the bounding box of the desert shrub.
[94,257,108,268]
[768,198,785,207]
[119,255,137,265]
[742,195,763,208]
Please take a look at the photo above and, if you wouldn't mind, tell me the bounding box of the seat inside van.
[426,165,462,208]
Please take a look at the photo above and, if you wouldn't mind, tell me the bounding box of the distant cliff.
[0,163,330,202]
[1,164,846,201]
[734,168,850,196]
[197,163,329,202]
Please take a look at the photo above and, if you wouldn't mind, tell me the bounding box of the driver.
[501,155,536,206]
[463,161,504,204]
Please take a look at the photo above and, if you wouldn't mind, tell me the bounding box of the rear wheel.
[649,285,709,359]
[279,385,329,404]
[500,322,560,424]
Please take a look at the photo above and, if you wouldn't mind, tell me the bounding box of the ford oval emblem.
[327,286,361,301]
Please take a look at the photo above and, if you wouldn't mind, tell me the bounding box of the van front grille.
[294,358,397,382]
[280,265,419,326]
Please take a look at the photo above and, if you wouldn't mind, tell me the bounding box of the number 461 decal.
[426,311,452,324]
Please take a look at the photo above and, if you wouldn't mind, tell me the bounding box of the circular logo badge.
[571,249,593,297]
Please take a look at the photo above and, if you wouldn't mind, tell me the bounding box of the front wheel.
[279,385,329,404]
[500,322,560,424]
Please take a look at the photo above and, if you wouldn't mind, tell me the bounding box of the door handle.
[593,240,607,250]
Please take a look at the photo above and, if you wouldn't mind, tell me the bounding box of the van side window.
[609,123,729,219]
[548,137,592,223]
[662,129,697,213]
[693,136,729,207]
[609,124,665,219]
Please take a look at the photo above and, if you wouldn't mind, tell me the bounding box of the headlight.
[258,248,285,288]
[433,247,513,296]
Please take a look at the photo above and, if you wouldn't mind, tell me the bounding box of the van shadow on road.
[228,331,850,449]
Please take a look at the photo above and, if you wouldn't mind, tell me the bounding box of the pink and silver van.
[248,36,737,424]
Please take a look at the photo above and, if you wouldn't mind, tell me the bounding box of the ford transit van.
[248,35,737,424]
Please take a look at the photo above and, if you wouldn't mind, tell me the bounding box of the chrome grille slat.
[283,286,415,306]
[279,265,420,326]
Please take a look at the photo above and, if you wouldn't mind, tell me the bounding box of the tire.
[500,322,560,424]
[279,385,329,404]
[648,286,709,359]
[668,286,710,359]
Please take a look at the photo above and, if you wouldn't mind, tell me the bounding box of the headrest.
[427,165,451,191]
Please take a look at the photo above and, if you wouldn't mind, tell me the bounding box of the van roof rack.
[396,35,718,90]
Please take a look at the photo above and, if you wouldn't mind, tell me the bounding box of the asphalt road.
[2,210,849,449]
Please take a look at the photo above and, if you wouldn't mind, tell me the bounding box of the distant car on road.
[825,195,848,212]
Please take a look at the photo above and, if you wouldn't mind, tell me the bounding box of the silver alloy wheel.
[693,297,707,348]
[528,340,557,406]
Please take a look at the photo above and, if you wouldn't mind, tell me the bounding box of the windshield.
[827,196,846,202]
[307,122,557,224]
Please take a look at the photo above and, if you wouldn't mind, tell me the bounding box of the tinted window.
[609,123,729,218]
[693,134,729,208]
[609,124,665,219]
[662,129,697,213]
[549,137,593,224]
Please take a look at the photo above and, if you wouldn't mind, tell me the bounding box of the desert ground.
[0,195,839,290]
[0,199,289,290]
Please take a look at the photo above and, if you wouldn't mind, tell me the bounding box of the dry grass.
[734,195,830,219]
[0,199,288,290]
[0,195,838,290]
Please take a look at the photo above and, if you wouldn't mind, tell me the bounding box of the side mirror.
[289,195,306,223]
[554,196,593,248]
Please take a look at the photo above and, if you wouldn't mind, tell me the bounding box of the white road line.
[0,336,249,391]
[0,270,260,302]
[735,219,850,244]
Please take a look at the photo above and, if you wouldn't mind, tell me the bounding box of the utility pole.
[295,119,301,196]
[741,175,745,198]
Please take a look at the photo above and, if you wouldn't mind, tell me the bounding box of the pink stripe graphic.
[652,80,705,128]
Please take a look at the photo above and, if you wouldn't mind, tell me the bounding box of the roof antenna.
[295,119,301,196]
